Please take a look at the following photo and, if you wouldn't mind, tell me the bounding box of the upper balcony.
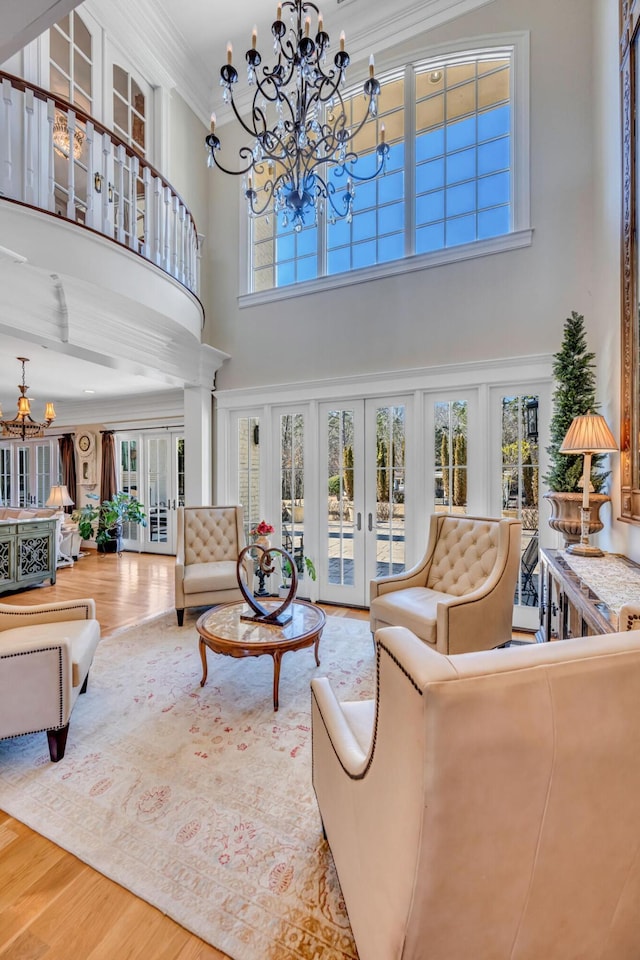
[0,69,217,391]
[0,70,202,320]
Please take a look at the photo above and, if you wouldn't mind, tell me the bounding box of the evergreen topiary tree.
[544,311,607,493]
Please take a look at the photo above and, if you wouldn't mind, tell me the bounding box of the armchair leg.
[80,673,89,694]
[177,608,184,626]
[47,724,69,762]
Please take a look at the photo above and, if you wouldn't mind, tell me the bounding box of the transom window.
[248,42,522,295]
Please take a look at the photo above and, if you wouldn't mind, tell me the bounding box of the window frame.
[239,31,531,307]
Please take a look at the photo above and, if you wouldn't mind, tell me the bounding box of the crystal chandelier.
[53,111,84,160]
[205,0,389,229]
[0,358,56,440]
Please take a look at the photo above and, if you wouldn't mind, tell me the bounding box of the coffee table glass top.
[200,599,325,646]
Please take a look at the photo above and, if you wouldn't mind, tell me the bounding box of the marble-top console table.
[536,548,640,642]
[0,517,57,594]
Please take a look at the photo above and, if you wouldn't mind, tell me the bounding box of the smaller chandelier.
[0,358,56,440]
[205,0,389,229]
[53,111,84,160]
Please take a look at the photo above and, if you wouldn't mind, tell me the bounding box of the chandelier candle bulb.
[252,27,257,48]
[227,42,233,64]
[381,123,386,142]
[318,13,323,32]
[210,113,216,133]
[369,54,375,77]
[340,30,345,51]
[305,16,310,36]
[276,3,282,20]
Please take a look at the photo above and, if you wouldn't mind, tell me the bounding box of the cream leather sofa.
[0,598,101,761]
[312,625,640,960]
[370,513,522,653]
[175,506,252,625]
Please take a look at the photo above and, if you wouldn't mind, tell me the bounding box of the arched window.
[247,37,529,298]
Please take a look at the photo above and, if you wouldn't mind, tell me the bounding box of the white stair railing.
[0,70,201,298]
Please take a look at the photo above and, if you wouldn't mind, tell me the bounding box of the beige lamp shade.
[559,413,617,454]
[46,484,74,508]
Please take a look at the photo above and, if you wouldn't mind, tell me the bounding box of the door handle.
[368,513,373,532]
[356,512,362,531]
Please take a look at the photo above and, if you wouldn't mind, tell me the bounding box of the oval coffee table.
[196,599,326,711]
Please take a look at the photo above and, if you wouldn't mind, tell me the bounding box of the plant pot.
[544,491,610,547]
[97,524,123,554]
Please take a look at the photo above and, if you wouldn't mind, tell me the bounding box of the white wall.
[205,0,596,393]
[167,90,213,325]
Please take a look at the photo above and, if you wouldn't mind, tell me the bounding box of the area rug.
[0,610,376,960]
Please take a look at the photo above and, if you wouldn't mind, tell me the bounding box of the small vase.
[254,535,271,550]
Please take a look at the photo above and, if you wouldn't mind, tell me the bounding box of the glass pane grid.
[251,50,513,290]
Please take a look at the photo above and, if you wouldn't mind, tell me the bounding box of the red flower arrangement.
[250,520,274,537]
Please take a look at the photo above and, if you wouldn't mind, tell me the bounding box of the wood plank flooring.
[0,551,367,960]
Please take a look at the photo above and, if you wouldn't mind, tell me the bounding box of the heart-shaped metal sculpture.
[236,544,298,625]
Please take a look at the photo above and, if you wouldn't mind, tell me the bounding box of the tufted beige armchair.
[0,598,101,761]
[312,625,640,960]
[370,513,522,653]
[175,506,253,625]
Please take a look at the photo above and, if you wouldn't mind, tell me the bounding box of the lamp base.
[566,542,604,558]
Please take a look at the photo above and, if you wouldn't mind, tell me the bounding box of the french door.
[117,432,184,554]
[319,397,410,606]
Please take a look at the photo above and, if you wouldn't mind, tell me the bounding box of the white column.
[183,385,213,506]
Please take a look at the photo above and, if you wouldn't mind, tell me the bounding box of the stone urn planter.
[544,491,610,547]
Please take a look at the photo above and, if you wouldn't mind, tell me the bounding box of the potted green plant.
[73,492,147,555]
[544,311,610,545]
[279,552,317,598]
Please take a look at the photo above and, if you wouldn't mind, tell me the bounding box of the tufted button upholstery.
[370,513,522,654]
[184,507,240,565]
[175,506,251,625]
[427,518,499,596]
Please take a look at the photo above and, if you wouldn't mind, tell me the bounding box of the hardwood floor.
[0,551,367,960]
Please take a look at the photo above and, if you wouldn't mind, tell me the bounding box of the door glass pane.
[280,413,306,576]
[147,438,169,544]
[326,409,355,586]
[0,448,11,505]
[375,405,406,577]
[35,445,51,506]
[501,395,539,607]
[238,417,260,542]
[434,400,468,513]
[120,438,140,540]
[18,448,30,507]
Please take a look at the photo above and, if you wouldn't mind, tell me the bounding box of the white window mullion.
[404,63,416,257]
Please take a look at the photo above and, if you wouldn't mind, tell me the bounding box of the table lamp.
[559,412,617,557]
[46,484,74,511]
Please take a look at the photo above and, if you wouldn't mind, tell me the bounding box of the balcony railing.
[0,71,201,296]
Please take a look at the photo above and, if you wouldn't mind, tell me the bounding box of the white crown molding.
[83,0,211,121]
[214,352,553,408]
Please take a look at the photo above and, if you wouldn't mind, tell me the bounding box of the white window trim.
[238,30,530,307]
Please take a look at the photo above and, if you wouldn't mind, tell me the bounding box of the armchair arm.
[0,634,73,736]
[0,598,96,631]
[435,559,517,655]
[310,677,369,777]
[370,553,432,603]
